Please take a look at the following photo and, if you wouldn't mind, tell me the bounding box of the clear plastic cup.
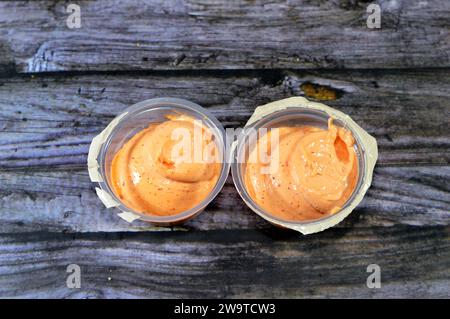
[92,97,230,225]
[231,107,373,233]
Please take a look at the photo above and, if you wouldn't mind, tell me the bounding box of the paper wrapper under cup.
[236,97,378,235]
[87,111,142,223]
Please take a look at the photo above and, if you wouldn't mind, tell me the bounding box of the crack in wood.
[300,82,345,101]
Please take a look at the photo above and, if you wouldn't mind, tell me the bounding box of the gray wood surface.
[0,0,448,299]
[0,166,448,233]
[1,70,449,169]
[0,226,448,298]
[0,71,449,234]
[1,0,450,72]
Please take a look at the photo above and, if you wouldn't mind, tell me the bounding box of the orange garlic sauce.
[244,118,358,221]
[110,115,221,216]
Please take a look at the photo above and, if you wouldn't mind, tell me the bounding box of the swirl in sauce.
[110,115,220,216]
[244,118,358,221]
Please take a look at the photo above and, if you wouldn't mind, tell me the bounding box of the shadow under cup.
[231,108,367,229]
[96,98,230,225]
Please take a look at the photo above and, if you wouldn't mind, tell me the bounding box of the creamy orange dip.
[244,118,358,221]
[110,115,221,216]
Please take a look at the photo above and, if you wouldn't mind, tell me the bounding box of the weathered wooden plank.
[0,69,449,169]
[1,0,450,73]
[0,165,448,233]
[0,226,448,298]
[0,70,448,233]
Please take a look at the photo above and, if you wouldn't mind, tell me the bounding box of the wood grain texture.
[1,0,450,73]
[1,0,449,300]
[0,69,448,233]
[0,166,449,233]
[0,69,449,169]
[0,226,448,298]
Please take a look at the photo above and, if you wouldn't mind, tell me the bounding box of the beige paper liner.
[241,97,378,235]
[87,111,142,223]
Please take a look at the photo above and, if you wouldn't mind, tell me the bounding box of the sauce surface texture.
[110,115,220,216]
[244,118,358,221]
